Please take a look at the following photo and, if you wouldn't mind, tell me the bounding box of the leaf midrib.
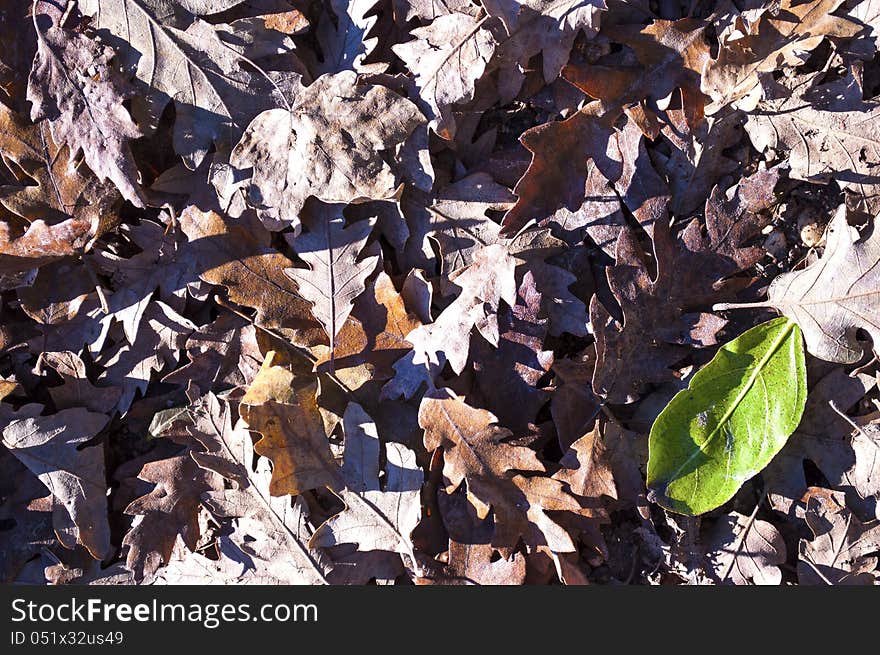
[665,320,797,487]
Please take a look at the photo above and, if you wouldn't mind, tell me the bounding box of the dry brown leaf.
[27,14,144,206]
[310,403,422,560]
[246,400,342,496]
[392,12,496,139]
[744,76,880,214]
[2,407,111,559]
[762,205,880,363]
[284,203,379,348]
[702,0,861,111]
[798,487,880,584]
[228,71,422,231]
[704,511,786,585]
[178,205,323,346]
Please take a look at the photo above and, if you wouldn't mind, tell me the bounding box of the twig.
[713,300,777,312]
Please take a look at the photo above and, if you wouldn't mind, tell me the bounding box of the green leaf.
[647,317,806,515]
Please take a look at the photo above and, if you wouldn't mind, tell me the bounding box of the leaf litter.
[2,0,880,585]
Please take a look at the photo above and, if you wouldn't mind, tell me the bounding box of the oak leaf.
[27,15,145,206]
[2,407,111,559]
[764,206,880,363]
[392,12,497,139]
[704,512,787,585]
[744,77,880,214]
[178,205,323,346]
[798,487,880,584]
[228,71,422,231]
[702,0,861,112]
[79,0,290,168]
[284,203,379,348]
[310,403,422,559]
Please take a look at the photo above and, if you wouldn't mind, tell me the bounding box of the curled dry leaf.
[702,0,861,112]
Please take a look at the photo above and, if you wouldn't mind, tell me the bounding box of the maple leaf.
[27,12,145,207]
[228,71,423,231]
[2,406,111,559]
[284,202,379,349]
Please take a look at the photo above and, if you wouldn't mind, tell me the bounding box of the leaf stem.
[712,300,778,311]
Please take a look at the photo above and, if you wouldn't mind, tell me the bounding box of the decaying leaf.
[744,76,880,214]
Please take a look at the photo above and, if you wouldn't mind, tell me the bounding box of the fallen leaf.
[704,511,786,585]
[27,12,144,206]
[228,71,422,231]
[764,205,880,363]
[284,203,379,348]
[310,403,422,561]
[2,407,111,559]
[798,487,880,584]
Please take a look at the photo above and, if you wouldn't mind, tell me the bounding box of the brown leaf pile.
[2,0,880,586]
